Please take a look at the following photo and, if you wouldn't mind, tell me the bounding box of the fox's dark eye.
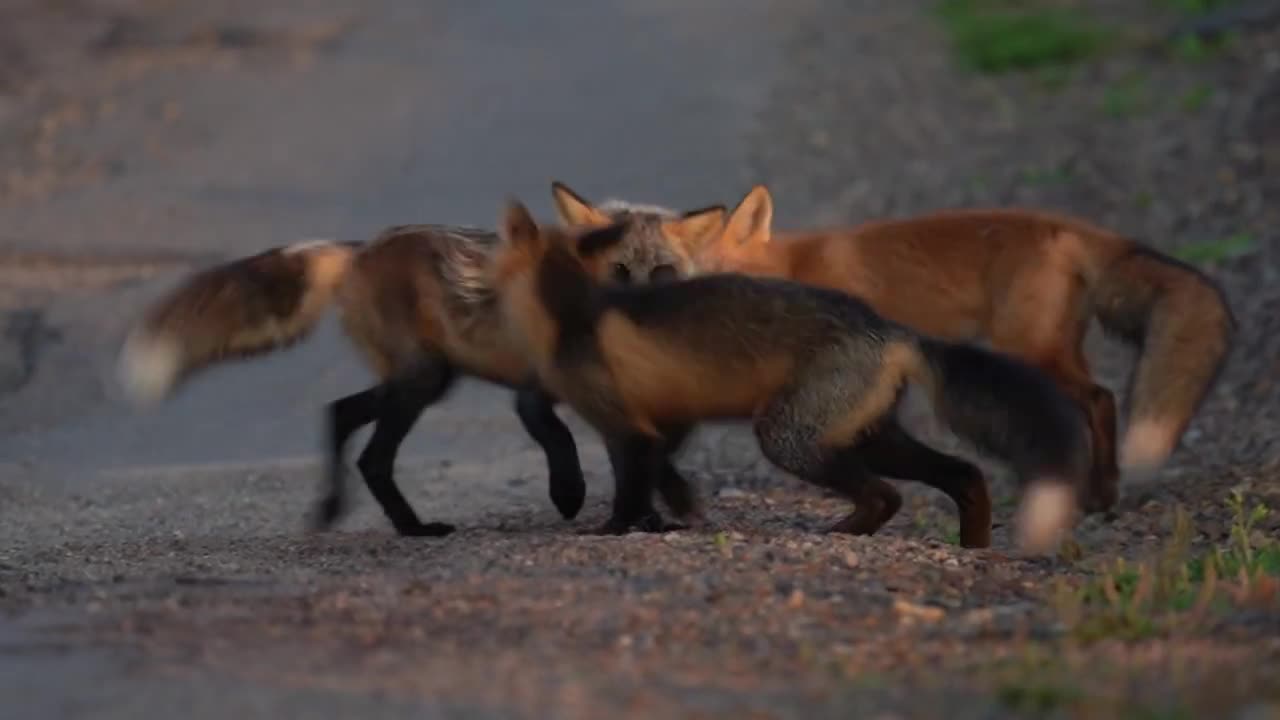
[612,263,632,284]
[649,264,678,283]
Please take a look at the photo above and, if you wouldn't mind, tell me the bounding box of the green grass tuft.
[1171,31,1236,62]
[1103,74,1149,118]
[936,0,1108,73]
[1054,495,1280,644]
[1172,233,1255,264]
[1160,0,1238,15]
[1179,83,1214,112]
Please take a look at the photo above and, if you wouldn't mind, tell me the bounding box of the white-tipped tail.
[1014,481,1077,555]
[1119,417,1177,475]
[117,327,183,407]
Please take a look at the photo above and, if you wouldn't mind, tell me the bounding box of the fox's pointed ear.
[723,185,773,247]
[551,181,611,227]
[500,199,540,249]
[662,205,727,251]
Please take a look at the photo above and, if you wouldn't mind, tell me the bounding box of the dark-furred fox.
[117,207,725,536]
[491,199,1092,554]
[553,182,1238,515]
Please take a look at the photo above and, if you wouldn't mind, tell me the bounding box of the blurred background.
[1,0,1278,717]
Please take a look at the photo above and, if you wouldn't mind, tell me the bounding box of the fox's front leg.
[514,383,587,520]
[582,433,671,535]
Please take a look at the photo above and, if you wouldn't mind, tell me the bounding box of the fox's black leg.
[514,384,586,520]
[788,441,900,537]
[355,361,457,536]
[310,385,384,531]
[583,433,667,535]
[653,424,705,525]
[855,420,992,548]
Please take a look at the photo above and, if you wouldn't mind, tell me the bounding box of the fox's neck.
[535,246,601,347]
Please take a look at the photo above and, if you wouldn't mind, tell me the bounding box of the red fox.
[491,199,1092,554]
[117,208,725,537]
[553,182,1237,515]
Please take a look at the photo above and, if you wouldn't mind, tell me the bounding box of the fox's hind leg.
[753,344,909,538]
[515,384,587,521]
[857,420,992,548]
[653,424,708,526]
[312,357,457,536]
[825,468,903,538]
[312,385,382,531]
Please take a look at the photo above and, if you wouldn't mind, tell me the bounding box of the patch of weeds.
[1171,233,1255,264]
[1021,163,1074,186]
[1053,507,1215,643]
[1159,0,1238,15]
[935,0,1108,74]
[1179,83,1214,112]
[942,524,962,546]
[1123,703,1197,720]
[1058,537,1085,564]
[1033,63,1075,92]
[1134,190,1154,209]
[1188,490,1280,598]
[1054,495,1280,644]
[990,648,1085,714]
[997,680,1083,714]
[1103,73,1150,118]
[1170,31,1236,62]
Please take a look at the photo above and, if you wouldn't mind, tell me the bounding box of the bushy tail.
[1091,244,1237,480]
[117,240,357,405]
[905,337,1092,555]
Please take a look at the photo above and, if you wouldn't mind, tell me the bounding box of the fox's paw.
[549,474,587,521]
[396,521,456,538]
[579,515,640,536]
[306,495,346,533]
[827,513,885,537]
[674,509,717,533]
[579,511,678,536]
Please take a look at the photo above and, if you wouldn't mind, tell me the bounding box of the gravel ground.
[3,0,1280,718]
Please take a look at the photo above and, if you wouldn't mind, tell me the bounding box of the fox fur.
[493,200,1092,555]
[117,207,725,536]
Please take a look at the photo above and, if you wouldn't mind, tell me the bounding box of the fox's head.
[493,199,637,291]
[493,199,638,357]
[550,181,725,283]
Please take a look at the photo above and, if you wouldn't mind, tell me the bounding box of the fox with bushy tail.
[491,199,1092,554]
[556,182,1238,514]
[117,208,726,536]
